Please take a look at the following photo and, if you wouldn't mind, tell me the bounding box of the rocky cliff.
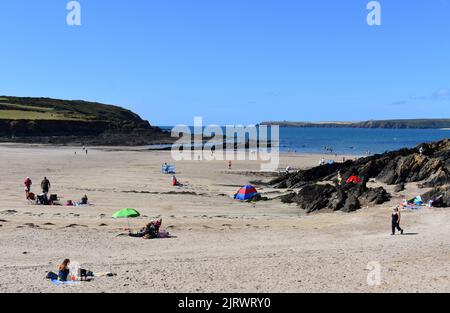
[0,96,172,145]
[272,139,450,212]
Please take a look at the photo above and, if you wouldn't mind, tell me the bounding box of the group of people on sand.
[24,176,51,200]
[48,258,115,282]
[24,176,88,206]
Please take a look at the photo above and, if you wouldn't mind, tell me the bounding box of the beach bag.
[46,272,58,280]
[37,194,47,205]
[80,269,94,281]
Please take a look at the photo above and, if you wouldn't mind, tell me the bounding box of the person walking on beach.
[228,160,232,170]
[24,177,32,199]
[41,177,51,194]
[391,207,404,235]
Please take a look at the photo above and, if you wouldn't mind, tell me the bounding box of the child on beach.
[24,177,32,198]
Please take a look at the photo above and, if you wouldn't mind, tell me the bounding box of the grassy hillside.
[0,96,146,125]
[0,96,172,145]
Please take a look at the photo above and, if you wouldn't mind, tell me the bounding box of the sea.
[158,126,450,155]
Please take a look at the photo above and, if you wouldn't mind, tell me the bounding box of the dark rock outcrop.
[271,139,450,189]
[394,183,405,192]
[421,186,450,207]
[275,139,450,212]
[281,183,390,213]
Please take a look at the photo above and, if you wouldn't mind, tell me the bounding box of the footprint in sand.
[43,223,55,226]
[203,225,213,229]
[24,223,40,228]
[222,224,232,227]
[65,224,88,228]
[1,210,17,215]
[167,225,176,229]
[99,223,108,227]
[0,219,8,223]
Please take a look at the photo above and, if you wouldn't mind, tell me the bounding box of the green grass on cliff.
[0,96,145,124]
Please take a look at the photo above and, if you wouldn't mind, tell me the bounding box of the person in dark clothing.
[81,195,88,205]
[58,259,70,281]
[391,207,404,235]
[129,219,162,239]
[41,177,51,194]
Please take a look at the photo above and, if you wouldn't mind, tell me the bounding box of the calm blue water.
[159,126,450,155]
[276,127,449,155]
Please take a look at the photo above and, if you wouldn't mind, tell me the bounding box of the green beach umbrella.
[112,208,140,230]
[112,208,140,219]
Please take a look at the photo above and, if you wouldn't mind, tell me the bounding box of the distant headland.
[260,119,450,129]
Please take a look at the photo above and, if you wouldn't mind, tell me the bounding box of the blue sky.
[1,0,449,125]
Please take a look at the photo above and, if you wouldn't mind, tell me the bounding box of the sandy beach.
[0,144,449,293]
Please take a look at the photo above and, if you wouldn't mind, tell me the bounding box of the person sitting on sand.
[129,219,162,239]
[172,175,181,186]
[58,259,71,281]
[41,177,51,194]
[391,207,404,235]
[81,195,88,205]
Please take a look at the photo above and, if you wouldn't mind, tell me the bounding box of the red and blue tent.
[234,185,259,201]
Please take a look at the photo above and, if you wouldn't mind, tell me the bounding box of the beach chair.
[168,165,176,174]
[162,164,168,174]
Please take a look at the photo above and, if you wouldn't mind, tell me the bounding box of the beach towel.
[400,202,423,210]
[51,280,79,286]
[157,231,171,238]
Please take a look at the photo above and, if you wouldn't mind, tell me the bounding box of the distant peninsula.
[260,119,450,129]
[0,96,173,146]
